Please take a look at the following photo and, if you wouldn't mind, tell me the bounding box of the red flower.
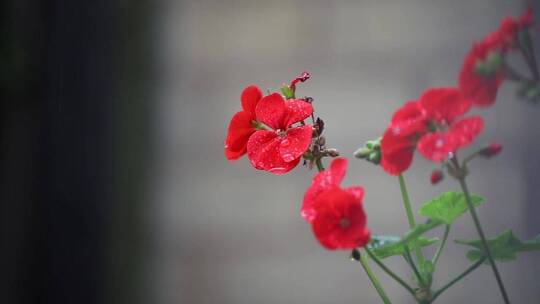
[381,88,484,175]
[458,41,505,107]
[311,188,370,250]
[459,8,535,107]
[224,85,263,160]
[302,158,364,222]
[246,93,314,174]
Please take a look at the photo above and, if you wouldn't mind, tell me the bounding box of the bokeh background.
[2,1,540,303]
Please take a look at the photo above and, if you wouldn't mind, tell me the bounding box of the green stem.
[404,245,426,287]
[359,250,392,304]
[432,224,450,269]
[315,158,325,172]
[365,247,416,297]
[455,167,510,304]
[431,258,485,302]
[398,175,425,264]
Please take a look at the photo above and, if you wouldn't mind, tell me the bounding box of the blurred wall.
[150,1,540,304]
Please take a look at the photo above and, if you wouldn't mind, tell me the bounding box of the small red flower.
[302,158,364,222]
[430,170,444,185]
[381,88,484,175]
[311,188,370,250]
[224,85,263,160]
[459,8,535,107]
[247,93,314,174]
[459,41,505,107]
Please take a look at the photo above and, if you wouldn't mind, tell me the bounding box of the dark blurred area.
[1,1,155,303]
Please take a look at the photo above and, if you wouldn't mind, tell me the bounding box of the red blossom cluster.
[381,87,483,175]
[459,8,534,107]
[224,83,314,174]
[224,7,533,253]
[302,158,370,250]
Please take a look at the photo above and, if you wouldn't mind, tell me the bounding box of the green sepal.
[281,84,295,99]
[368,234,439,259]
[474,51,504,78]
[456,230,540,264]
[419,192,483,225]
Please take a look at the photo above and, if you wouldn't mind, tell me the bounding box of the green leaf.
[419,192,484,224]
[368,234,439,259]
[456,230,540,264]
[280,85,295,99]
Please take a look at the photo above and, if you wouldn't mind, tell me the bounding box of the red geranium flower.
[459,8,535,107]
[246,93,314,174]
[381,88,484,175]
[302,158,364,222]
[311,187,370,250]
[224,85,263,160]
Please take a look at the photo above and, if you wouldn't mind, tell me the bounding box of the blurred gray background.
[148,1,540,303]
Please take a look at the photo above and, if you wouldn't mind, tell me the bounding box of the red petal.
[419,87,471,124]
[255,93,286,130]
[381,127,416,175]
[283,98,313,127]
[311,188,369,250]
[247,130,299,174]
[224,111,256,160]
[279,125,313,162]
[241,85,263,117]
[389,101,428,136]
[448,116,484,149]
[345,186,365,202]
[301,158,349,222]
[417,132,457,162]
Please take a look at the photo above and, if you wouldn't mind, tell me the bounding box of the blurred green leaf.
[369,234,439,259]
[456,230,540,264]
[419,192,483,224]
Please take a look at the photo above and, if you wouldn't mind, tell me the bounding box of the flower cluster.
[381,87,484,175]
[302,158,370,250]
[459,8,534,107]
[224,76,314,174]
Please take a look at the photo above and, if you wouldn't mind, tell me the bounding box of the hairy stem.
[431,258,485,302]
[452,158,510,304]
[359,250,392,304]
[365,247,416,297]
[398,175,425,264]
[432,224,450,269]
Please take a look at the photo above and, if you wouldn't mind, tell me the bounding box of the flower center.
[276,129,286,137]
[339,217,351,228]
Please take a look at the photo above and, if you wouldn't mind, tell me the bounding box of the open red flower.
[302,158,364,222]
[224,85,263,160]
[459,8,535,107]
[381,88,484,175]
[246,93,313,174]
[311,187,370,250]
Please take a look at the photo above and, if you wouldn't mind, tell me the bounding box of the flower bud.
[478,143,502,158]
[354,137,381,166]
[430,170,444,185]
[350,248,361,261]
[290,71,311,90]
